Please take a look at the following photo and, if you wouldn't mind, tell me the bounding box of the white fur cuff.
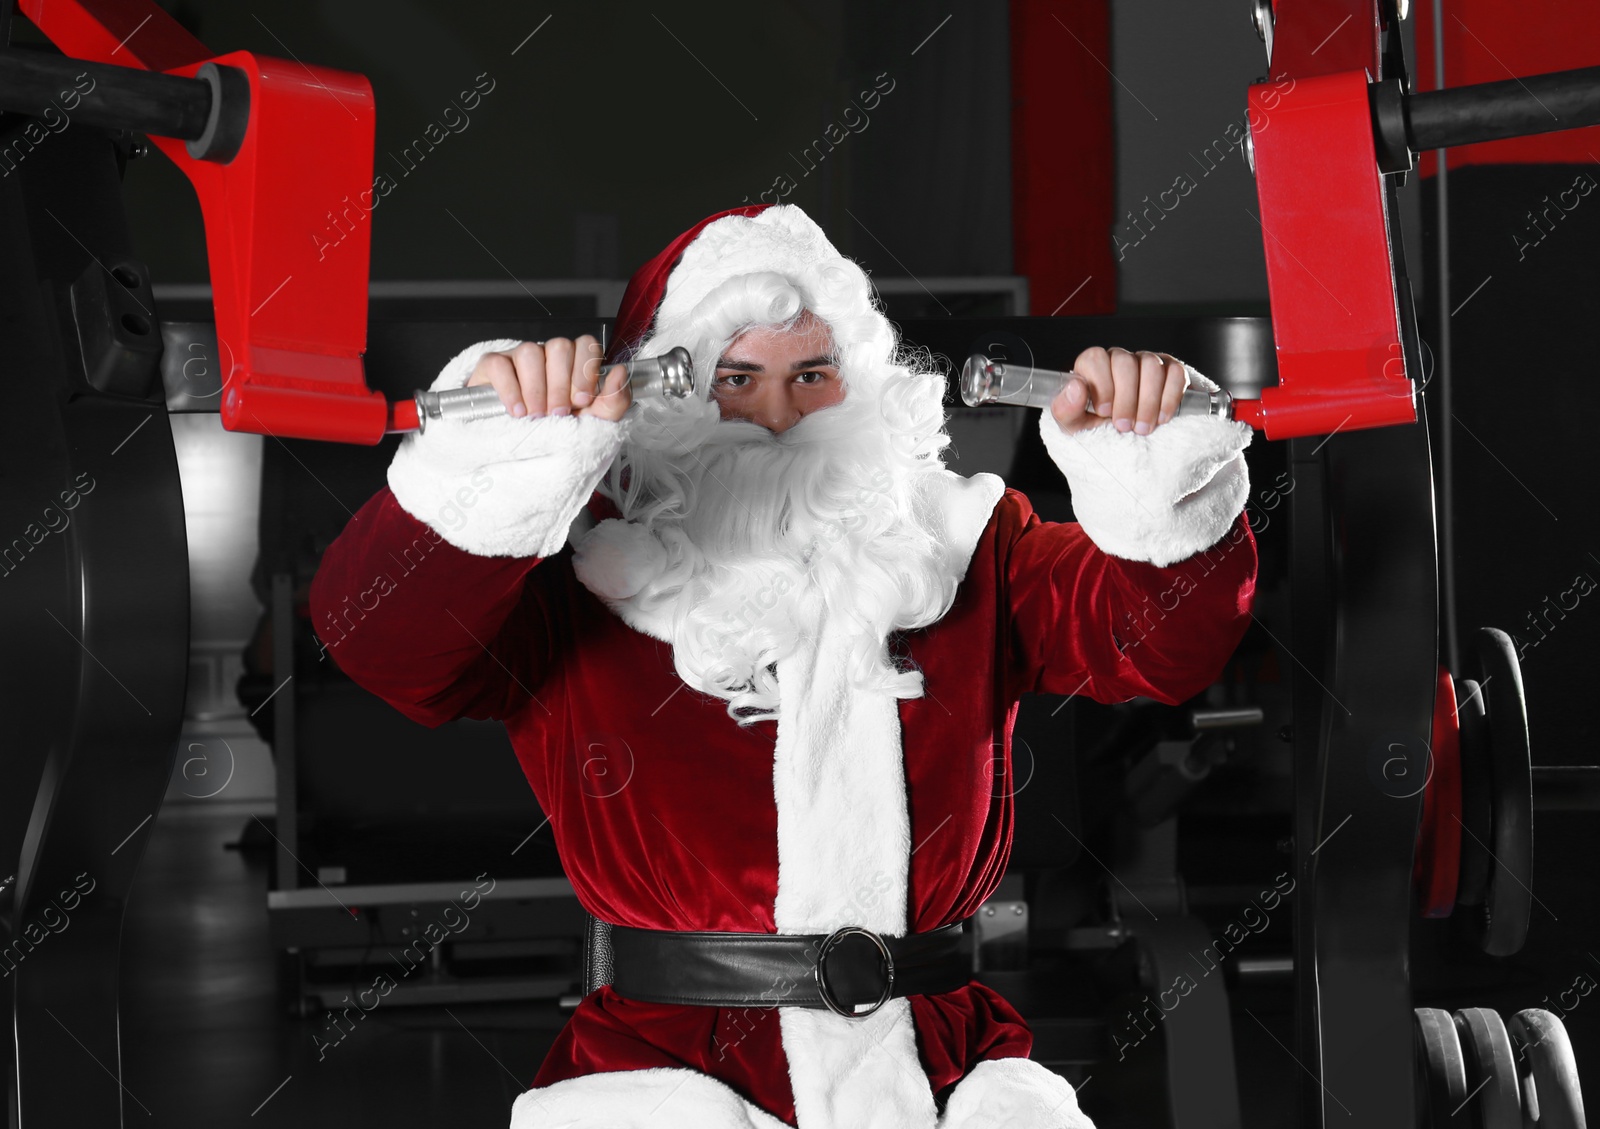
[387,339,630,559]
[508,1067,789,1128]
[938,1057,1098,1128]
[503,1058,1097,1129]
[1037,366,1251,567]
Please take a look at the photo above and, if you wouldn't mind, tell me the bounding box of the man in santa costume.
[310,203,1257,1128]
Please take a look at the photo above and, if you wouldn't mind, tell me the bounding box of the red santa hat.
[605,204,773,365]
[602,204,888,402]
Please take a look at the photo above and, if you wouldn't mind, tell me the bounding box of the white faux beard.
[595,384,954,724]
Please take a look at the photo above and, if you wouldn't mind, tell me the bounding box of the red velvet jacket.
[309,483,1257,1124]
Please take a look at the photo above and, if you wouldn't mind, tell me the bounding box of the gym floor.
[120,800,564,1127]
[118,800,1306,1128]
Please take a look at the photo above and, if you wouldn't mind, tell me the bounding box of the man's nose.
[750,386,802,434]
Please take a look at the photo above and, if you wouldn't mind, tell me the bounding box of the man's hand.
[1049,346,1188,437]
[465,335,633,423]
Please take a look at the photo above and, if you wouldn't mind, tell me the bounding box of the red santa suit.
[309,204,1258,1128]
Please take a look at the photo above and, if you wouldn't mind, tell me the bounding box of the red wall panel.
[1010,0,1117,315]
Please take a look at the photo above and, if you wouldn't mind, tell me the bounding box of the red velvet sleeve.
[998,487,1257,705]
[308,486,555,726]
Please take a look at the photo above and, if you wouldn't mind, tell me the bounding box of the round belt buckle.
[814,925,895,1019]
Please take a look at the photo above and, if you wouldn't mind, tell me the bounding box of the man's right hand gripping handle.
[389,335,632,559]
[309,337,630,725]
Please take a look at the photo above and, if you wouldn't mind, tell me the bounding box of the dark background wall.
[29,0,1316,305]
[1108,1,1426,311]
[98,0,1017,286]
[1110,0,1276,309]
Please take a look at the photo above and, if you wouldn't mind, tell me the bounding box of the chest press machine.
[2,0,1600,1125]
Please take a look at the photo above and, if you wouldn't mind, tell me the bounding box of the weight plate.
[1474,628,1533,957]
[1415,1007,1470,1127]
[1454,677,1492,908]
[1453,1008,1523,1129]
[1506,1010,1586,1129]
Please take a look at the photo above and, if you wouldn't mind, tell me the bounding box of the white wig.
[584,207,965,724]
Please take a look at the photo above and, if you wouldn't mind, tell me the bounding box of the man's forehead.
[719,313,839,367]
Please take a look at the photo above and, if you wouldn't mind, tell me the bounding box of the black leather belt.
[609,919,974,1018]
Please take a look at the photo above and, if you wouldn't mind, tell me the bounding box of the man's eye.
[715,373,749,389]
[796,371,827,384]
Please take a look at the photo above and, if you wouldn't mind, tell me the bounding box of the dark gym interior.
[3,1,1599,1126]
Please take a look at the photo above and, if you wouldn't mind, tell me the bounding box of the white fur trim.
[771,598,907,936]
[508,1066,788,1128]
[768,606,934,1125]
[769,469,1005,1127]
[571,517,671,602]
[505,1057,1097,1128]
[1037,364,1251,567]
[937,1057,1097,1128]
[778,1002,938,1128]
[653,206,860,332]
[769,469,1004,940]
[919,471,1007,589]
[387,339,631,558]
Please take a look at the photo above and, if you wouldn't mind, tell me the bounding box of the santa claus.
[310,203,1257,1128]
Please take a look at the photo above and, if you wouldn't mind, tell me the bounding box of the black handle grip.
[1371,63,1600,173]
[1407,63,1600,153]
